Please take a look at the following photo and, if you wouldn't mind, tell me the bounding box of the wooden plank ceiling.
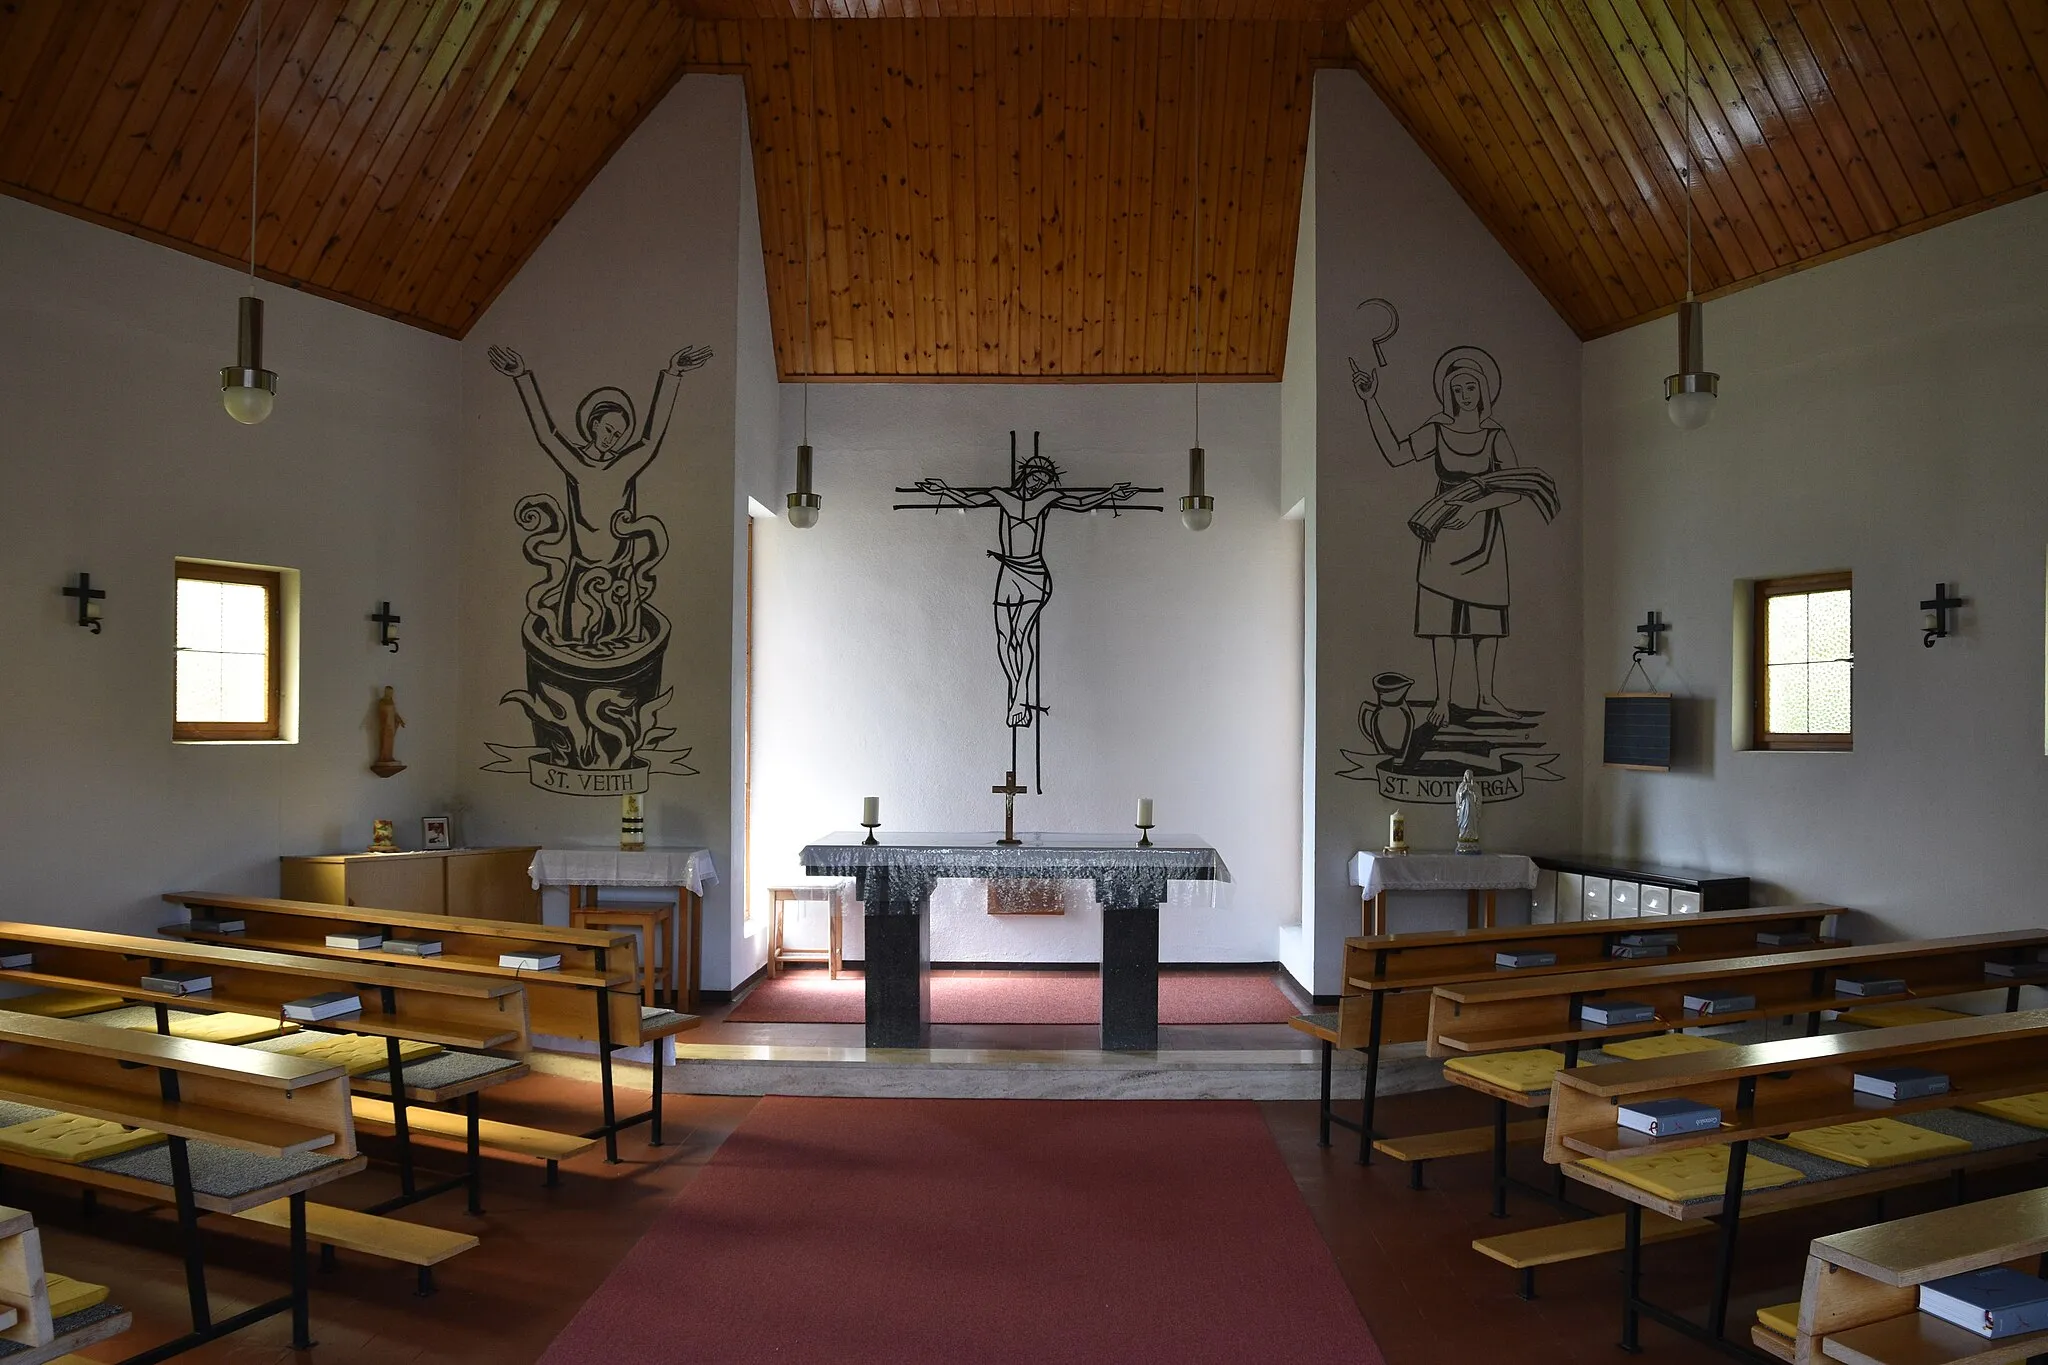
[0,1,2042,364]
[1346,0,2048,338]
[692,18,1333,377]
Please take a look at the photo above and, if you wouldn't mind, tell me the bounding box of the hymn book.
[1616,1098,1722,1137]
[283,991,363,1022]
[382,938,443,957]
[1495,950,1556,969]
[499,951,563,971]
[325,931,384,951]
[140,970,212,995]
[1920,1267,2048,1338]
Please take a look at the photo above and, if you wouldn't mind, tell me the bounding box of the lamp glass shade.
[786,492,821,529]
[1665,385,1717,431]
[222,382,275,425]
[1179,495,1215,532]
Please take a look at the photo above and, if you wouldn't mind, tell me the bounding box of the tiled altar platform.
[525,981,1448,1100]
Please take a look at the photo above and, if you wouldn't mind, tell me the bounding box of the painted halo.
[1431,346,1501,414]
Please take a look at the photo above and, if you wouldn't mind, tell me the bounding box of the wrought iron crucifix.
[895,432,1162,793]
[992,769,1027,845]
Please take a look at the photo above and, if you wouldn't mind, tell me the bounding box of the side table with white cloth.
[529,848,719,1010]
[1348,852,1539,935]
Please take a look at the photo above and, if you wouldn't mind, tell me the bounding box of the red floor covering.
[724,967,1301,1025]
[538,1097,1384,1365]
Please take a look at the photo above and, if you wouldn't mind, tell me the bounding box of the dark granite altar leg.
[1100,904,1161,1050]
[864,909,931,1048]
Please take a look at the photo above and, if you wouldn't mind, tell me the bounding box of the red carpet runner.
[725,968,1300,1026]
[539,1098,1381,1365]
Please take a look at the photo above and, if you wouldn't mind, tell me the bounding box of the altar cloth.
[800,831,1228,911]
[529,847,719,896]
[1347,851,1536,898]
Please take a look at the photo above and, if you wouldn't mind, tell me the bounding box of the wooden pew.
[1544,1010,2048,1357]
[0,922,526,1216]
[1424,929,2048,1225]
[0,1008,358,1358]
[1752,1185,2048,1364]
[0,1204,135,1365]
[1331,904,1846,1164]
[1429,929,2048,1061]
[164,891,699,1162]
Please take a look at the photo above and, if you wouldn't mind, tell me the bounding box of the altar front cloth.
[800,831,1231,1050]
[1347,851,1535,898]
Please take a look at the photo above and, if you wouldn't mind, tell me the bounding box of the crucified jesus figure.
[898,444,1157,792]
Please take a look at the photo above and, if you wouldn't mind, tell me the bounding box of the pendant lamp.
[786,29,822,528]
[1664,0,1718,431]
[1181,29,1215,532]
[221,0,277,425]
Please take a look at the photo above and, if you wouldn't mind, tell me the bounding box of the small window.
[1752,571,1852,751]
[175,561,282,741]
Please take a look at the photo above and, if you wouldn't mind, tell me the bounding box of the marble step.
[649,1040,1446,1100]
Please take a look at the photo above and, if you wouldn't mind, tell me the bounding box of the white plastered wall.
[0,195,464,927]
[1580,192,2048,942]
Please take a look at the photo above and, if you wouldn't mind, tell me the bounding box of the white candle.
[1137,797,1154,827]
[1389,810,1405,847]
[862,796,880,827]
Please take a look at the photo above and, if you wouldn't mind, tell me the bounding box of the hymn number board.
[1602,692,1673,771]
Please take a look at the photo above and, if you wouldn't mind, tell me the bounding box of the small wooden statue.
[371,686,407,778]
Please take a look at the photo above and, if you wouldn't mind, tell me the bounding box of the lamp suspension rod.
[249,0,260,288]
[1191,22,1204,445]
[802,20,817,442]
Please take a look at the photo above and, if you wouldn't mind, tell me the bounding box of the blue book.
[1616,1097,1722,1137]
[1919,1267,2048,1338]
[1580,1000,1656,1027]
[1852,1066,1950,1100]
[1495,949,1557,969]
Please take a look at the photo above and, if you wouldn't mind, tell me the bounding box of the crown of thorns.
[1013,452,1064,485]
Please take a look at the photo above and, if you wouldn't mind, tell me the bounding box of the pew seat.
[1473,1209,1711,1298]
[351,1098,598,1166]
[1372,1118,1547,1182]
[232,1198,479,1269]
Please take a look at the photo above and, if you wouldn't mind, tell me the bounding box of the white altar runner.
[1347,851,1537,935]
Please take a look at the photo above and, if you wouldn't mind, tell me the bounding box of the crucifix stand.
[992,770,1026,845]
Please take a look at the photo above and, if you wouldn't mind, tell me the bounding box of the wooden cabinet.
[279,848,540,922]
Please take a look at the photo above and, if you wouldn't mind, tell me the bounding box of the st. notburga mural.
[480,344,712,796]
[1334,299,1563,804]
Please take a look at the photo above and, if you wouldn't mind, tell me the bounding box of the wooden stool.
[569,903,672,1008]
[768,882,848,979]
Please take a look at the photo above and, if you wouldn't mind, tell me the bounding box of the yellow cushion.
[266,1032,442,1076]
[1755,1301,1801,1339]
[1602,1034,1737,1061]
[1777,1118,1971,1169]
[1443,1049,1568,1093]
[1839,1005,1967,1028]
[1,992,125,1019]
[0,1113,164,1163]
[1580,1145,1805,1201]
[1966,1092,2048,1129]
[43,1273,109,1318]
[107,1012,295,1046]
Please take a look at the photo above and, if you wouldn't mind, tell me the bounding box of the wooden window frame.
[1751,570,1853,752]
[173,560,283,742]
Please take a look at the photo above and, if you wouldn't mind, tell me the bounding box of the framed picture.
[421,815,453,850]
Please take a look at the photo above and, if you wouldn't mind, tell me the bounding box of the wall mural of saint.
[480,344,710,796]
[1334,299,1563,804]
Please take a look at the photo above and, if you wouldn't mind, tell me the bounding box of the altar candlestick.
[861,796,881,845]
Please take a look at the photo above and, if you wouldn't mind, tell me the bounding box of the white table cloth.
[1347,852,1537,897]
[528,847,719,896]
